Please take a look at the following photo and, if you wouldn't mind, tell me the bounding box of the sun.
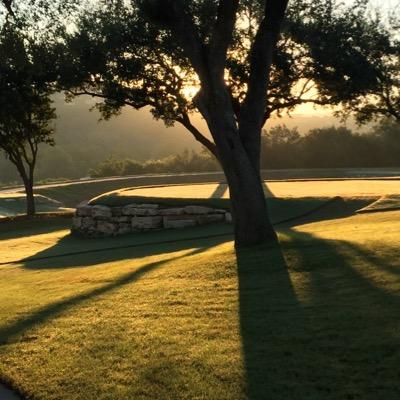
[181,84,200,101]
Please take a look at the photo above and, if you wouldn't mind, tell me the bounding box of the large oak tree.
[59,0,398,246]
[59,0,297,247]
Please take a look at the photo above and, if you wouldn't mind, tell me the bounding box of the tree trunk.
[14,159,36,217]
[195,86,276,247]
[213,129,276,247]
[226,162,276,247]
[23,175,35,217]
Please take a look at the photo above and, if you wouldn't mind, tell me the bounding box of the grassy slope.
[0,210,399,399]
[35,174,227,208]
[357,194,400,213]
[36,176,400,209]
[0,195,69,218]
[92,180,400,201]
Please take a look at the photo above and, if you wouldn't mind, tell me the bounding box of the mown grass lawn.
[0,194,69,218]
[0,210,399,399]
[94,180,400,201]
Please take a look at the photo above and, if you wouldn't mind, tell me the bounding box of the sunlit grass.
[0,210,400,399]
[97,180,400,199]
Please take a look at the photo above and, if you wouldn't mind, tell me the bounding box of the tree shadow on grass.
[236,243,304,400]
[340,240,400,277]
[211,182,228,198]
[209,181,274,199]
[21,224,233,269]
[0,244,218,346]
[0,217,70,241]
[237,229,400,399]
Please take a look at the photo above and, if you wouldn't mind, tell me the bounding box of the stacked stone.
[72,203,231,237]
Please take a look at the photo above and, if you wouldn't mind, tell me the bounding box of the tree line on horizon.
[89,121,400,177]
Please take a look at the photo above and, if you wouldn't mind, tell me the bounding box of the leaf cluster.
[0,23,56,165]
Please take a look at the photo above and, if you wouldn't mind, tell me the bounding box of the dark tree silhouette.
[290,0,400,124]
[0,24,56,216]
[61,0,291,247]
[59,0,398,246]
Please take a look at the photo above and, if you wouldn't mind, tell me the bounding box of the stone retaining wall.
[72,203,232,237]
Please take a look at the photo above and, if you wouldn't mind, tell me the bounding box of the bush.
[90,150,221,178]
[91,121,400,178]
[261,121,400,169]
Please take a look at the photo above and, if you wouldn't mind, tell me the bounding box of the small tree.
[0,24,56,216]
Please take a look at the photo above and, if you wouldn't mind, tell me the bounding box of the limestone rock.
[111,207,123,217]
[123,204,158,216]
[76,205,93,217]
[196,214,225,225]
[72,217,82,229]
[135,204,159,209]
[184,205,213,215]
[159,208,185,216]
[72,202,228,237]
[97,221,117,235]
[122,205,138,215]
[92,205,112,219]
[81,217,95,229]
[132,216,162,230]
[112,216,130,223]
[163,216,197,229]
[135,208,159,216]
[118,223,132,235]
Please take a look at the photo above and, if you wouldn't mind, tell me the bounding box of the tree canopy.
[290,0,400,123]
[0,21,56,215]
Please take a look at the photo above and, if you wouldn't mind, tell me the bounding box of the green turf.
[94,196,338,223]
[90,180,400,200]
[35,172,400,209]
[0,209,399,399]
[35,174,227,208]
[357,195,400,213]
[89,185,344,225]
[0,194,69,218]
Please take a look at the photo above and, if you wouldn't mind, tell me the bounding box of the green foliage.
[261,122,400,169]
[58,0,397,129]
[89,149,220,178]
[289,0,400,123]
[0,25,55,146]
[88,122,400,176]
[0,23,56,175]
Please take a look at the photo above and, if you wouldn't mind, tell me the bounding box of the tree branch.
[176,112,218,158]
[262,97,334,125]
[237,0,289,168]
[64,88,149,110]
[1,0,14,17]
[143,0,208,82]
[239,0,289,138]
[208,0,239,77]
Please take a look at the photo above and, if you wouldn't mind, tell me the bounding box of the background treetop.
[56,0,398,137]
